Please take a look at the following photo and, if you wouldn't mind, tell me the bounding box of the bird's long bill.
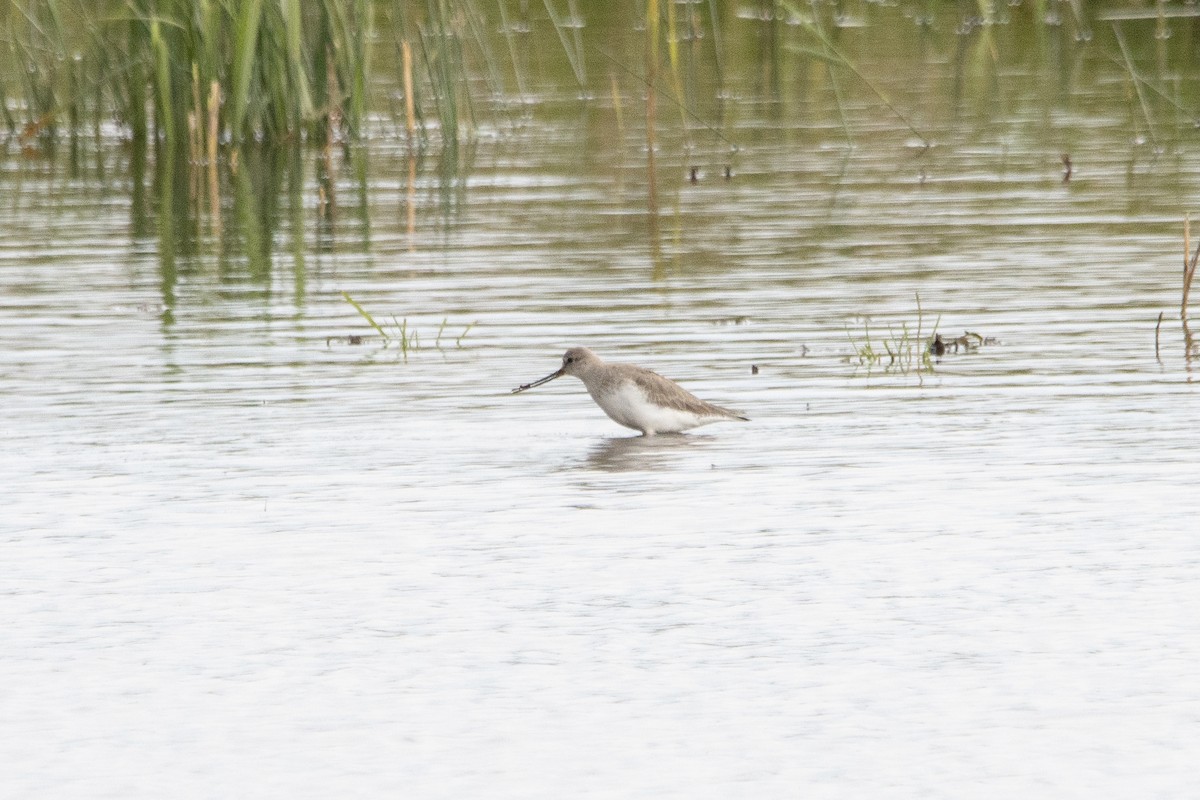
[511,368,564,394]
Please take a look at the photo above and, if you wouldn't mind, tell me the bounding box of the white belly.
[588,382,710,435]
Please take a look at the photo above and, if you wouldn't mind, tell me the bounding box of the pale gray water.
[4,28,1200,799]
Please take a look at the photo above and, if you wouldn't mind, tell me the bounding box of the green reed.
[4,0,74,143]
[9,0,1200,190]
[3,0,368,147]
[385,0,462,150]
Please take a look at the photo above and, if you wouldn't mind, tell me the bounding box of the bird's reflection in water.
[582,433,710,472]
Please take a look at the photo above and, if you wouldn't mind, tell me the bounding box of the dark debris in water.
[326,335,369,346]
[930,331,996,356]
[683,165,733,182]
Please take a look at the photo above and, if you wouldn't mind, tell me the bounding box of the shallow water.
[4,15,1200,799]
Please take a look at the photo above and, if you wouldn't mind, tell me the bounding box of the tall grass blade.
[665,0,687,132]
[281,0,316,125]
[706,0,724,87]
[149,17,176,146]
[1112,23,1156,145]
[342,291,389,340]
[496,0,529,99]
[543,0,587,88]
[783,2,929,147]
[229,0,266,141]
[592,44,738,151]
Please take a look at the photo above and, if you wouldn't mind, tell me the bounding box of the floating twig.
[1155,311,1164,363]
[1185,215,1199,322]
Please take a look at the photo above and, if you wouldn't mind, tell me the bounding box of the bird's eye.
[565,357,574,364]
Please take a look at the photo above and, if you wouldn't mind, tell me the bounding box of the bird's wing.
[630,368,737,417]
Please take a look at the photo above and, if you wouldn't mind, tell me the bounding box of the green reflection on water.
[3,3,1200,314]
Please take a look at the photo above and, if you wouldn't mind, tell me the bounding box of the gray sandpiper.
[512,347,749,436]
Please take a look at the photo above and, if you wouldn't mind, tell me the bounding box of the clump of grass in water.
[845,293,940,379]
[846,319,936,374]
[434,317,476,349]
[341,291,475,359]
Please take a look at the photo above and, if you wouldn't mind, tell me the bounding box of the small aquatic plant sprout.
[339,292,473,358]
[846,317,933,373]
[845,294,939,376]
